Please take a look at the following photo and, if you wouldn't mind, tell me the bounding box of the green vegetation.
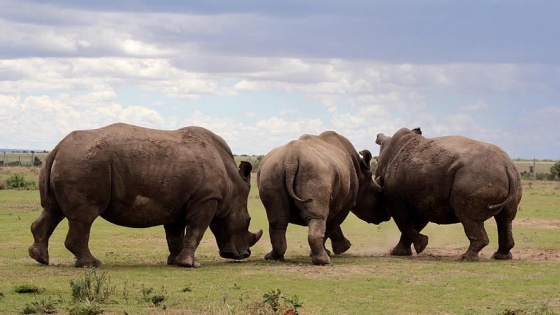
[70,269,115,304]
[0,167,559,314]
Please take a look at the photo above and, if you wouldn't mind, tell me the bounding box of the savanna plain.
[0,166,559,315]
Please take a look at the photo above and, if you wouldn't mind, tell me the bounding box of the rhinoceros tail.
[39,146,60,211]
[284,155,312,203]
[487,164,520,210]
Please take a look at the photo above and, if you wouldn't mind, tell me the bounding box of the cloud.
[462,100,488,112]
[1,0,559,159]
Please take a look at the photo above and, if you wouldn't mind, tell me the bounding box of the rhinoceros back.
[43,123,236,228]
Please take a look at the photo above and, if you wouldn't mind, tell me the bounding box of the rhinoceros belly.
[101,195,181,228]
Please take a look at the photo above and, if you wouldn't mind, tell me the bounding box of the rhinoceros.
[374,127,522,261]
[29,123,262,268]
[257,131,390,265]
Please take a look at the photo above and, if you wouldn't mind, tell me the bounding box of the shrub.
[70,269,114,304]
[21,297,59,314]
[14,284,43,294]
[6,174,37,190]
[68,301,104,315]
[141,286,167,307]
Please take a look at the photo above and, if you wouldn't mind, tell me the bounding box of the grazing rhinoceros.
[257,131,390,265]
[374,127,522,261]
[29,123,262,268]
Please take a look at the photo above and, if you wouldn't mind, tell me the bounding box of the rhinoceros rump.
[29,123,262,268]
[375,127,522,261]
[257,131,390,265]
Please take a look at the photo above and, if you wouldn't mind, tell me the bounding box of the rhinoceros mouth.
[220,249,251,260]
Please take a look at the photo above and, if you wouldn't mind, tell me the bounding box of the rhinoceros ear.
[359,150,372,170]
[375,133,387,145]
[412,127,422,135]
[238,161,252,183]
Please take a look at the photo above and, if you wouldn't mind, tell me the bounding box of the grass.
[0,170,559,314]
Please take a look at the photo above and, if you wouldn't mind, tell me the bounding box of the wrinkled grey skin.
[375,127,522,261]
[29,123,263,268]
[257,131,390,265]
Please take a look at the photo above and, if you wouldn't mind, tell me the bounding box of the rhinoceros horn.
[373,176,384,190]
[250,229,263,246]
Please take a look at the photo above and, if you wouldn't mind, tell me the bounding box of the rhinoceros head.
[352,150,391,224]
[374,127,422,184]
[210,161,263,260]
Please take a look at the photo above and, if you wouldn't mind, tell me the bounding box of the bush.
[14,284,44,294]
[21,297,60,314]
[6,174,37,190]
[68,301,104,315]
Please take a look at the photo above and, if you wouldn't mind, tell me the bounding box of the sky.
[0,0,559,159]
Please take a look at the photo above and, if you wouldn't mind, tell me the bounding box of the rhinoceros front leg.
[65,217,101,268]
[265,226,288,262]
[29,209,65,265]
[390,219,429,256]
[460,219,489,261]
[308,218,330,265]
[391,216,429,256]
[164,221,186,265]
[327,225,352,255]
[175,200,217,268]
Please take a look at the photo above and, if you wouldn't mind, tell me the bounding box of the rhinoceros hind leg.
[308,219,330,265]
[459,219,489,261]
[29,210,65,265]
[266,226,288,262]
[164,222,186,265]
[492,209,515,260]
[65,216,101,268]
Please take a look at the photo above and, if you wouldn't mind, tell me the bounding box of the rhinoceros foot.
[390,246,413,256]
[413,234,429,254]
[491,251,512,260]
[311,251,330,265]
[28,245,49,265]
[264,251,285,262]
[75,257,102,268]
[167,254,177,265]
[176,254,201,268]
[332,239,352,255]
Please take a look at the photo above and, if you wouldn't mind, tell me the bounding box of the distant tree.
[33,156,42,167]
[550,161,560,181]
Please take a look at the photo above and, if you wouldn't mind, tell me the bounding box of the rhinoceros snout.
[220,249,251,260]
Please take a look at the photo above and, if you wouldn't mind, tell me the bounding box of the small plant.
[150,294,166,306]
[263,289,283,312]
[21,297,59,314]
[70,269,114,304]
[500,304,557,315]
[68,301,104,315]
[141,286,167,307]
[181,286,192,293]
[14,284,44,294]
[260,289,303,315]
